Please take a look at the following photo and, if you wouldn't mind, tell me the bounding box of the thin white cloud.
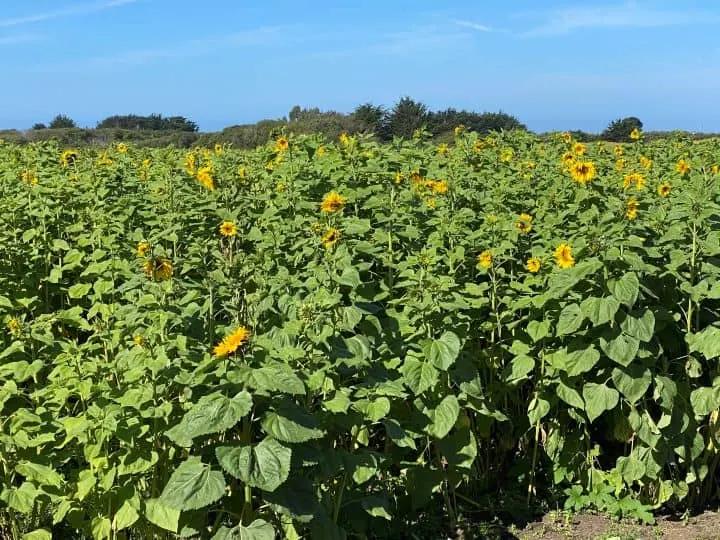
[519,1,720,37]
[0,0,140,28]
[0,34,46,45]
[25,26,293,72]
[450,19,503,33]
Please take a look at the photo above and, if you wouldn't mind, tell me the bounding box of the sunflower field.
[1,128,720,539]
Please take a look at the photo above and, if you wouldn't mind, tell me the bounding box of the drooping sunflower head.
[623,173,645,191]
[478,250,493,269]
[320,191,346,213]
[143,257,173,281]
[61,149,79,167]
[526,257,541,273]
[136,241,151,257]
[554,243,575,269]
[219,221,237,237]
[657,182,672,197]
[571,161,597,185]
[322,228,340,249]
[213,326,251,357]
[625,198,640,220]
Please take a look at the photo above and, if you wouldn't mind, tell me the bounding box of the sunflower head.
[625,198,640,220]
[320,191,346,213]
[117,143,128,154]
[454,125,466,137]
[7,318,21,334]
[573,142,586,155]
[136,241,151,257]
[639,156,652,170]
[143,257,173,281]
[554,243,575,269]
[219,221,237,237]
[478,250,493,269]
[322,228,340,249]
[214,143,224,154]
[571,161,597,185]
[712,165,719,175]
[614,146,624,157]
[629,127,641,140]
[213,326,251,357]
[61,150,79,167]
[676,159,690,174]
[499,149,514,163]
[526,257,541,273]
[196,167,215,191]
[657,182,672,197]
[275,137,289,152]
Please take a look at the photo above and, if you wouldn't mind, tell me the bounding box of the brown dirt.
[508,510,720,540]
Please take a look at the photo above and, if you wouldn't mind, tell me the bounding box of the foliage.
[1,128,720,538]
[48,115,77,129]
[32,123,47,130]
[387,96,430,139]
[96,114,198,132]
[602,117,644,142]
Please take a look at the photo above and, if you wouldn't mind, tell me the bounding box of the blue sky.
[2,0,719,132]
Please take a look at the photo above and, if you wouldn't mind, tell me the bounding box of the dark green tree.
[351,103,389,139]
[601,116,643,142]
[387,96,429,139]
[49,114,77,129]
[32,123,47,130]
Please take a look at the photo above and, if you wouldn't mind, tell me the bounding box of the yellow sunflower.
[573,142,586,155]
[499,149,514,163]
[625,198,639,220]
[554,244,575,269]
[117,143,128,154]
[478,250,493,269]
[516,213,533,233]
[275,136,289,152]
[623,173,645,191]
[196,167,215,191]
[315,146,326,157]
[629,127,641,140]
[437,143,449,155]
[526,257,541,273]
[143,258,173,281]
[657,182,672,197]
[61,150,79,167]
[322,227,340,248]
[213,326,251,357]
[712,165,719,175]
[214,143,224,154]
[571,161,597,184]
[676,159,690,174]
[7,318,21,334]
[219,221,237,237]
[136,241,151,257]
[639,156,652,169]
[454,125,466,137]
[320,191,346,213]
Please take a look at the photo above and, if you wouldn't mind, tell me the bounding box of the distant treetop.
[96,114,198,132]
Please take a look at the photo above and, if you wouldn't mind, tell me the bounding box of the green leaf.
[0,296,13,310]
[610,272,640,308]
[426,395,459,439]
[528,397,551,425]
[216,438,291,492]
[1,482,38,513]
[616,455,646,483]
[423,331,461,371]
[16,461,64,488]
[505,355,535,384]
[526,320,551,342]
[687,326,720,360]
[354,397,391,423]
[611,366,652,404]
[556,381,584,409]
[113,500,140,531]
[547,346,600,376]
[22,530,52,540]
[581,296,620,326]
[144,499,179,533]
[159,457,226,511]
[583,383,619,422]
[400,358,438,395]
[383,419,417,449]
[91,516,111,540]
[68,283,92,299]
[261,406,324,443]
[166,391,252,446]
[620,309,655,343]
[361,495,392,520]
[437,429,477,469]
[600,332,640,367]
[690,387,720,416]
[212,520,275,540]
[556,304,584,336]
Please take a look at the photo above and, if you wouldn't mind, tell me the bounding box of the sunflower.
[185,152,197,175]
[573,142,586,155]
[561,152,575,166]
[676,159,690,174]
[516,213,533,233]
[136,241,151,257]
[437,143,449,155]
[570,161,597,184]
[657,182,672,197]
[487,215,498,224]
[615,159,626,171]
[623,173,645,191]
[275,137,289,152]
[473,140,485,152]
[454,125,465,137]
[320,191,346,213]
[554,244,575,269]
[526,257,541,273]
[478,250,493,269]
[20,170,38,185]
[61,150,78,167]
[97,152,113,166]
[196,167,215,191]
[560,132,573,144]
[7,318,21,334]
[393,172,405,184]
[315,146,326,157]
[432,180,448,194]
[117,143,128,154]
[214,143,224,154]
[426,197,436,209]
[219,221,237,237]
[499,149,514,163]
[625,198,639,220]
[143,258,173,281]
[613,146,624,157]
[639,156,652,169]
[133,335,144,347]
[629,127,641,140]
[322,227,340,248]
[213,326,251,357]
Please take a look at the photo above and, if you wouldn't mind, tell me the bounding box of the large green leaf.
[612,366,651,404]
[423,331,461,371]
[212,520,275,540]
[556,303,585,336]
[690,387,720,416]
[22,530,52,540]
[687,326,720,360]
[166,391,252,446]
[159,457,226,511]
[620,309,655,343]
[547,346,600,376]
[216,438,291,492]
[583,383,619,422]
[426,395,460,439]
[16,461,64,488]
[556,380,584,409]
[581,296,620,327]
[600,331,640,367]
[609,272,640,308]
[400,358,438,395]
[144,498,180,533]
[261,405,324,443]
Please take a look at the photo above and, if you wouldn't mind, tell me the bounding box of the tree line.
[0,97,702,148]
